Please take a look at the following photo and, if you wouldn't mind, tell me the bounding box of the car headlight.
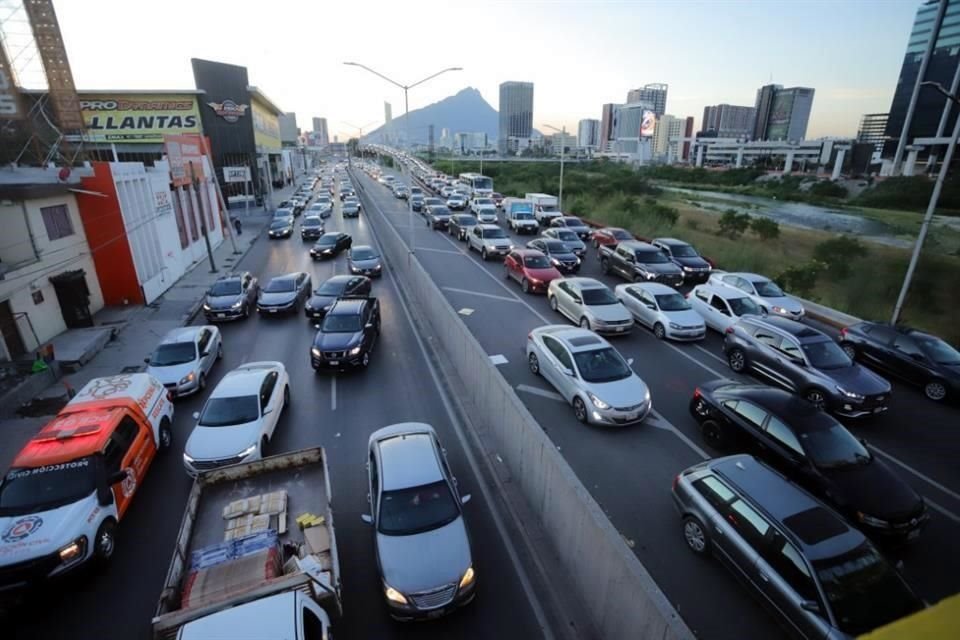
[238,443,259,459]
[231,301,243,309]
[683,266,693,272]
[551,258,561,266]
[202,303,212,311]
[384,584,408,605]
[58,536,86,564]
[588,392,610,410]
[349,346,362,356]
[179,372,196,385]
[183,452,195,464]
[857,512,892,529]
[311,347,322,357]
[836,385,865,401]
[772,306,787,314]
[459,565,476,589]
[645,273,657,280]
[669,322,682,330]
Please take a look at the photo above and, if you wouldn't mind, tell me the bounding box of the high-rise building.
[883,0,960,158]
[498,81,534,154]
[577,118,600,149]
[701,104,756,139]
[653,115,691,161]
[599,103,617,151]
[278,112,299,146]
[626,83,668,116]
[858,113,889,156]
[312,117,329,146]
[751,85,814,142]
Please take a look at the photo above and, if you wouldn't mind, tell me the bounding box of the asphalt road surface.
[355,164,960,640]
[7,179,549,640]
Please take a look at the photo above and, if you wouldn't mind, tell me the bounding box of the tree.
[718,209,751,238]
[812,236,868,278]
[750,217,780,240]
[775,262,823,299]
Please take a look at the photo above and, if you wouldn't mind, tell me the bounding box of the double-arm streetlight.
[891,80,960,325]
[544,124,568,211]
[343,62,462,254]
[341,120,377,166]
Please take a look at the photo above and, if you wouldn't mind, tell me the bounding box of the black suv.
[689,381,928,544]
[651,238,712,283]
[310,297,381,371]
[839,322,960,403]
[203,271,258,321]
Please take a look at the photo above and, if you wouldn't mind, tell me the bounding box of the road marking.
[458,308,474,316]
[868,444,960,503]
[490,354,509,365]
[925,497,960,523]
[647,410,711,460]
[658,339,731,380]
[331,376,337,411]
[444,287,521,303]
[415,246,464,256]
[516,384,565,402]
[693,343,728,366]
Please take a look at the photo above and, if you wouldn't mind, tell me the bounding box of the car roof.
[694,284,750,300]
[708,455,864,559]
[619,240,659,251]
[372,424,444,490]
[722,271,769,282]
[653,237,689,246]
[562,277,605,289]
[712,382,836,429]
[214,272,247,283]
[210,365,275,398]
[742,315,825,340]
[159,326,205,345]
[478,224,500,231]
[533,325,607,352]
[328,297,367,316]
[351,244,375,252]
[513,248,544,257]
[628,282,678,295]
[303,216,323,223]
[316,275,356,287]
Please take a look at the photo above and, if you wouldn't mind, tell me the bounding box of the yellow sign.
[80,93,201,143]
[251,97,281,152]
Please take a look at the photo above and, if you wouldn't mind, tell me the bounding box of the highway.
[7,180,549,639]
[354,163,960,639]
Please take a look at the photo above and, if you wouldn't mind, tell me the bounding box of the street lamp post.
[545,124,567,211]
[891,80,960,325]
[342,120,377,168]
[343,62,462,254]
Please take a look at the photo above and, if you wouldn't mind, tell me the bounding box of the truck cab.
[503,198,539,234]
[177,590,330,640]
[525,193,562,226]
[0,374,174,590]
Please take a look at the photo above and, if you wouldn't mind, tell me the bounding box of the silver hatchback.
[362,423,476,620]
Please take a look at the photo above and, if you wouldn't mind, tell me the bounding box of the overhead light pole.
[544,124,567,211]
[343,62,462,254]
[342,120,377,167]
[891,80,960,325]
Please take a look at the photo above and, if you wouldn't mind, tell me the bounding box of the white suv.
[467,224,513,260]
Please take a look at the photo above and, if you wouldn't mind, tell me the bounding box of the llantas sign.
[223,167,251,183]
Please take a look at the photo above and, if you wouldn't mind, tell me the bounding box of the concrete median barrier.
[354,170,694,640]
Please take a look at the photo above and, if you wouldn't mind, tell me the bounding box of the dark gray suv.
[673,454,923,639]
[723,316,892,418]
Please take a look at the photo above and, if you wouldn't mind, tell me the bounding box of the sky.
[45,0,922,142]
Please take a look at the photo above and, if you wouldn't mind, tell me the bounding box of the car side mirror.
[262,407,273,416]
[800,600,821,614]
[108,469,128,486]
[361,514,373,524]
[461,494,472,505]
[627,358,635,366]
[144,357,150,364]
[572,296,582,304]
[365,322,374,329]
[192,411,200,420]
[645,303,656,310]
[624,255,635,263]
[562,367,575,377]
[201,351,210,358]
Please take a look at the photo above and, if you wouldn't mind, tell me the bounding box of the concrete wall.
[355,172,693,640]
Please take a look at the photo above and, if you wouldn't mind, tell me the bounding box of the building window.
[40,205,75,241]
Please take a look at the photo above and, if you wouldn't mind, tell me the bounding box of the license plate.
[269,309,277,313]
[615,327,625,332]
[625,412,639,421]
[907,529,920,541]
[216,313,226,319]
[329,360,339,366]
[427,608,446,619]
[873,407,884,414]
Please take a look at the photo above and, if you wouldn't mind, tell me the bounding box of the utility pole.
[190,161,217,273]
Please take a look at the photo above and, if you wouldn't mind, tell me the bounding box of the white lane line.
[647,410,711,460]
[490,354,509,365]
[443,286,521,303]
[458,308,474,316]
[693,342,728,366]
[516,384,565,402]
[415,246,464,256]
[331,376,337,411]
[868,444,960,503]
[925,497,960,523]
[658,338,731,380]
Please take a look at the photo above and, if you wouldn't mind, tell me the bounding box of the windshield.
[636,250,669,264]
[515,212,534,220]
[317,235,339,245]
[430,207,452,216]
[613,229,633,240]
[199,396,260,427]
[800,421,871,467]
[274,209,293,217]
[321,314,362,333]
[544,240,568,253]
[754,280,785,297]
[484,228,507,239]
[264,279,296,293]
[475,198,493,205]
[670,244,698,257]
[562,217,584,226]
[378,480,460,536]
[814,543,922,636]
[728,296,762,317]
[540,204,558,212]
[0,458,98,515]
[512,204,534,214]
[458,216,477,226]
[802,339,852,370]
[524,255,551,269]
[917,335,960,364]
[655,293,691,311]
[302,219,322,228]
[269,220,290,230]
[150,341,196,366]
[573,347,633,383]
[474,177,493,190]
[556,230,578,241]
[316,280,347,295]
[351,248,378,260]
[581,287,618,306]
[210,281,241,296]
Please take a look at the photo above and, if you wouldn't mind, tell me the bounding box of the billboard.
[640,110,656,137]
[223,166,251,183]
[0,44,25,119]
[766,92,795,141]
[81,93,201,142]
[251,98,281,152]
[164,134,206,187]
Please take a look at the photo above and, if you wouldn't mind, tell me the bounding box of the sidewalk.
[0,179,305,459]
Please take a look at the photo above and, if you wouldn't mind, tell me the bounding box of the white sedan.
[547,277,633,335]
[145,325,222,398]
[708,271,804,319]
[183,361,289,476]
[615,283,705,341]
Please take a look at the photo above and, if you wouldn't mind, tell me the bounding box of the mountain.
[364,87,498,145]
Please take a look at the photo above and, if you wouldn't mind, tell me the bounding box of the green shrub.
[718,209,751,238]
[809,181,848,199]
[750,217,781,240]
[686,218,700,231]
[812,236,868,278]
[775,262,823,299]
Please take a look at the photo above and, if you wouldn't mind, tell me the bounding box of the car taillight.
[693,387,701,399]
[167,391,174,402]
[672,474,680,491]
[527,332,533,341]
[840,327,848,338]
[724,326,735,335]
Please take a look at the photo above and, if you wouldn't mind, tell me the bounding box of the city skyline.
[48,0,921,143]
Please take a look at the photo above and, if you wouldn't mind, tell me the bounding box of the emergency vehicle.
[0,373,174,590]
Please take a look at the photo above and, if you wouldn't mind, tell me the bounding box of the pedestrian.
[233,217,242,235]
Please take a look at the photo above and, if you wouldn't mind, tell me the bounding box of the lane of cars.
[357,153,960,639]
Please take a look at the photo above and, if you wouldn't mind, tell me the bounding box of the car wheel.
[217,343,223,360]
[840,343,857,360]
[93,519,117,564]
[601,258,610,274]
[521,278,530,294]
[924,380,948,402]
[579,317,591,330]
[727,348,747,373]
[549,295,559,312]
[260,435,269,458]
[653,323,666,340]
[481,248,488,261]
[593,238,599,249]
[682,516,710,555]
[199,373,207,391]
[528,352,540,375]
[804,388,827,410]
[283,386,290,410]
[361,352,370,368]
[159,418,173,452]
[700,419,727,449]
[572,396,588,423]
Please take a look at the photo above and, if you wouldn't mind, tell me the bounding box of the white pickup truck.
[152,447,341,640]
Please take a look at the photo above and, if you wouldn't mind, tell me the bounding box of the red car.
[491,192,504,209]
[592,226,634,249]
[504,249,561,294]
